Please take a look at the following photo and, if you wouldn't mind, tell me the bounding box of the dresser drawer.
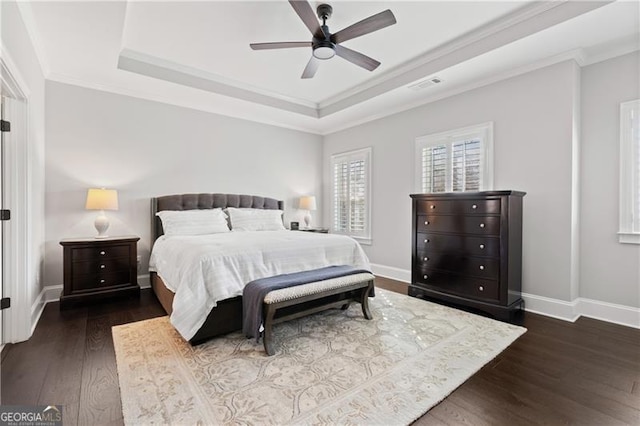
[416,268,500,302]
[416,200,451,214]
[417,233,500,257]
[416,252,500,280]
[71,257,131,276]
[72,244,131,261]
[451,199,501,215]
[418,215,500,235]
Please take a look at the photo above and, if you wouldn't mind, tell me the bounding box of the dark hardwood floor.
[2,278,639,425]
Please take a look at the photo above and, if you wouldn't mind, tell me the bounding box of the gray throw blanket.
[242,265,372,340]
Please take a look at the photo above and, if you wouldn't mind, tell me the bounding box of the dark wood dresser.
[60,236,140,309]
[409,191,525,321]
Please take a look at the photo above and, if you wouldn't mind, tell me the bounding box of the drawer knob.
[100,264,106,269]
[479,265,485,270]
[424,221,429,225]
[423,275,428,280]
[479,223,485,228]
[479,244,485,249]
[472,204,478,209]
[430,205,436,209]
[100,251,106,255]
[479,285,484,291]
[100,279,106,284]
[423,257,429,261]
[424,239,430,243]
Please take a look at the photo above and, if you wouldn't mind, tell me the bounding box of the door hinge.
[0,298,9,310]
[0,210,9,221]
[0,120,10,132]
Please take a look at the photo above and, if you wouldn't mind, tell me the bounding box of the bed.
[149,193,371,344]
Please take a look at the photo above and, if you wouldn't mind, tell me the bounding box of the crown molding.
[15,0,51,77]
[46,72,324,135]
[117,48,319,118]
[318,0,612,117]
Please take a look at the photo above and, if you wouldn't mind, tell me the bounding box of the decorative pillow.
[226,208,285,231]
[156,209,229,236]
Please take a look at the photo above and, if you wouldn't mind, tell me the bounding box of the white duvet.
[149,230,371,340]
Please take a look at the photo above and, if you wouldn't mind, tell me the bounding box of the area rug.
[112,289,526,425]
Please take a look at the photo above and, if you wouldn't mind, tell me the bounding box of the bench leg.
[263,304,277,356]
[361,281,373,320]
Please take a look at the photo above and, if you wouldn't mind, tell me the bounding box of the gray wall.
[323,61,581,303]
[580,52,640,307]
[44,82,323,287]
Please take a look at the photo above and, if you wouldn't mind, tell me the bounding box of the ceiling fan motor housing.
[313,4,335,59]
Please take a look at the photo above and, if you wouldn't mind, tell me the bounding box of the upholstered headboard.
[151,193,284,242]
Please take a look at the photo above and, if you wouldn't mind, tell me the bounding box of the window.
[619,99,640,244]
[415,122,493,193]
[331,147,371,242]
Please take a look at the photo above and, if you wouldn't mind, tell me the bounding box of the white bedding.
[149,230,371,340]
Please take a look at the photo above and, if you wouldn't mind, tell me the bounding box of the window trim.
[414,122,494,194]
[619,99,640,244]
[330,147,372,244]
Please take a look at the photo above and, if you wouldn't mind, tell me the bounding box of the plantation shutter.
[416,123,493,194]
[331,148,371,239]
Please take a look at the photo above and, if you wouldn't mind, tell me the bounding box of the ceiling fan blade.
[250,42,311,50]
[301,56,320,79]
[334,45,380,71]
[289,1,323,39]
[331,10,396,44]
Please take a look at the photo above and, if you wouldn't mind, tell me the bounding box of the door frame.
[1,47,33,344]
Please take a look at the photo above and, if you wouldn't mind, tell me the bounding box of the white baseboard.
[138,274,150,289]
[30,285,62,335]
[370,263,411,283]
[371,263,640,329]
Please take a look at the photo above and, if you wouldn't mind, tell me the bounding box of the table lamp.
[299,195,317,229]
[85,188,118,238]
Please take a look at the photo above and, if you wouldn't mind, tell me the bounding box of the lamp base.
[303,212,312,229]
[94,211,110,239]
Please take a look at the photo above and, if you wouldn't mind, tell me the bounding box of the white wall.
[580,52,640,307]
[44,81,322,287]
[1,0,46,341]
[323,61,580,302]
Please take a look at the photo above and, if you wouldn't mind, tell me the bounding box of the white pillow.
[156,209,229,236]
[227,208,285,231]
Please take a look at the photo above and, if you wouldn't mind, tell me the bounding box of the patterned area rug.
[112,289,525,425]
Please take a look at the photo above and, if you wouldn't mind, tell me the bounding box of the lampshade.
[85,188,119,211]
[299,196,317,211]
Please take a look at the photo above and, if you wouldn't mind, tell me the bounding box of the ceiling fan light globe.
[313,46,335,60]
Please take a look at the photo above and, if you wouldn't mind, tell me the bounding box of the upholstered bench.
[261,272,375,355]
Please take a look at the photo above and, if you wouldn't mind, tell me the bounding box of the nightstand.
[60,236,140,309]
[298,228,329,233]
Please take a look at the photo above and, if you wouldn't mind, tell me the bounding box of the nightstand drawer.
[71,271,132,292]
[417,233,500,257]
[416,269,500,302]
[71,257,131,276]
[452,199,501,215]
[72,244,131,261]
[416,252,500,279]
[416,200,451,214]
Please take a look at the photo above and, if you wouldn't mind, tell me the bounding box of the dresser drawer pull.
[424,239,430,243]
[100,279,106,284]
[423,257,429,261]
[100,251,106,256]
[479,223,485,228]
[430,205,436,209]
[479,244,485,249]
[478,285,484,292]
[100,264,106,269]
[424,221,429,225]
[423,275,428,280]
[472,204,478,209]
[479,265,485,270]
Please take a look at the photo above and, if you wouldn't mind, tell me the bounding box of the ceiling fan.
[250,1,396,79]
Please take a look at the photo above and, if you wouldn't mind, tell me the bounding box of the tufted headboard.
[151,193,284,242]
